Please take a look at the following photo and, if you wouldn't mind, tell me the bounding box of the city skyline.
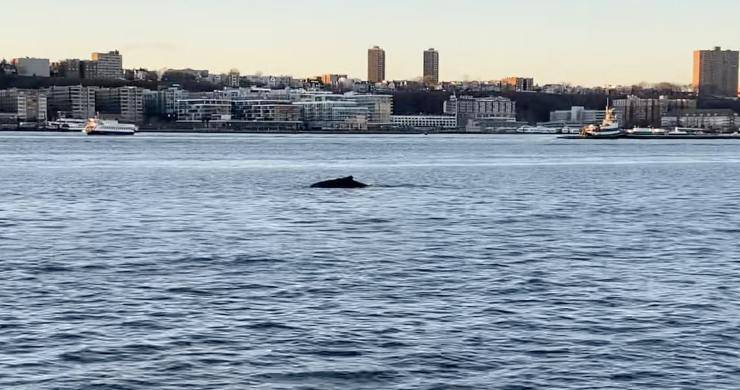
[3,0,740,86]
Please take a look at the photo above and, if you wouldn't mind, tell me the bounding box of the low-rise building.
[342,93,393,128]
[501,77,535,91]
[293,100,368,130]
[444,95,517,128]
[176,99,232,122]
[613,95,696,127]
[53,59,82,78]
[661,109,737,131]
[549,106,605,124]
[391,115,457,130]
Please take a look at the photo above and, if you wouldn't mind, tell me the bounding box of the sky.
[3,0,739,86]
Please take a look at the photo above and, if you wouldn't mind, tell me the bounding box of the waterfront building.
[501,77,535,92]
[613,95,696,127]
[549,106,605,124]
[95,87,144,123]
[89,50,124,79]
[661,109,737,131]
[0,89,47,122]
[444,95,517,128]
[143,86,187,119]
[12,58,50,77]
[47,85,96,120]
[368,46,386,83]
[293,98,368,130]
[692,46,739,97]
[176,99,232,122]
[423,48,440,85]
[391,115,457,130]
[342,93,393,128]
[231,99,301,122]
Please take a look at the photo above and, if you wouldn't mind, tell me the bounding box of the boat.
[580,103,624,138]
[627,127,667,136]
[47,118,86,132]
[83,118,137,136]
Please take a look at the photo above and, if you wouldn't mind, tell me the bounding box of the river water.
[2,133,740,389]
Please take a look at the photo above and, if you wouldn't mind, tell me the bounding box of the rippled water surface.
[2,132,740,389]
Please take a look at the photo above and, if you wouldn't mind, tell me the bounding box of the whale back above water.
[311,176,368,188]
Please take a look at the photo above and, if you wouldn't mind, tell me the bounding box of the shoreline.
[2,128,739,139]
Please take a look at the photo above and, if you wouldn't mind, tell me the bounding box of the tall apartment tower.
[692,46,739,97]
[367,46,386,83]
[91,50,124,80]
[423,48,439,85]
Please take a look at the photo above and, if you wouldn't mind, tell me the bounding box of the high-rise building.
[423,48,439,85]
[692,46,739,97]
[367,46,386,83]
[0,89,47,122]
[47,85,96,119]
[90,50,124,79]
[95,86,144,123]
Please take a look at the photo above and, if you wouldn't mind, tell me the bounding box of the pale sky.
[3,0,739,86]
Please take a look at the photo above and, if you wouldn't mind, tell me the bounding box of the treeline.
[0,74,159,90]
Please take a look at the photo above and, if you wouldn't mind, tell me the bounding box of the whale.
[311,176,368,188]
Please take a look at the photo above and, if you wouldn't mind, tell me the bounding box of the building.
[343,93,393,128]
[0,89,47,122]
[320,74,348,88]
[294,98,368,130]
[52,59,82,78]
[613,95,696,127]
[12,58,50,77]
[176,99,232,122]
[368,46,386,83]
[501,77,535,92]
[227,69,240,88]
[692,46,739,97]
[549,106,605,124]
[143,86,187,119]
[231,99,301,122]
[661,109,737,131]
[80,60,98,80]
[391,115,456,130]
[95,87,144,123]
[47,85,96,120]
[423,48,440,85]
[90,50,124,79]
[444,95,517,128]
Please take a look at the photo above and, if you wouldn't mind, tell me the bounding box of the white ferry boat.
[47,118,86,132]
[83,118,137,136]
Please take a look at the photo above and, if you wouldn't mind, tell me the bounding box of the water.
[2,132,740,389]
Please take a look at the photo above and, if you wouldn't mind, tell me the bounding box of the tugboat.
[580,103,623,138]
[83,117,137,136]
